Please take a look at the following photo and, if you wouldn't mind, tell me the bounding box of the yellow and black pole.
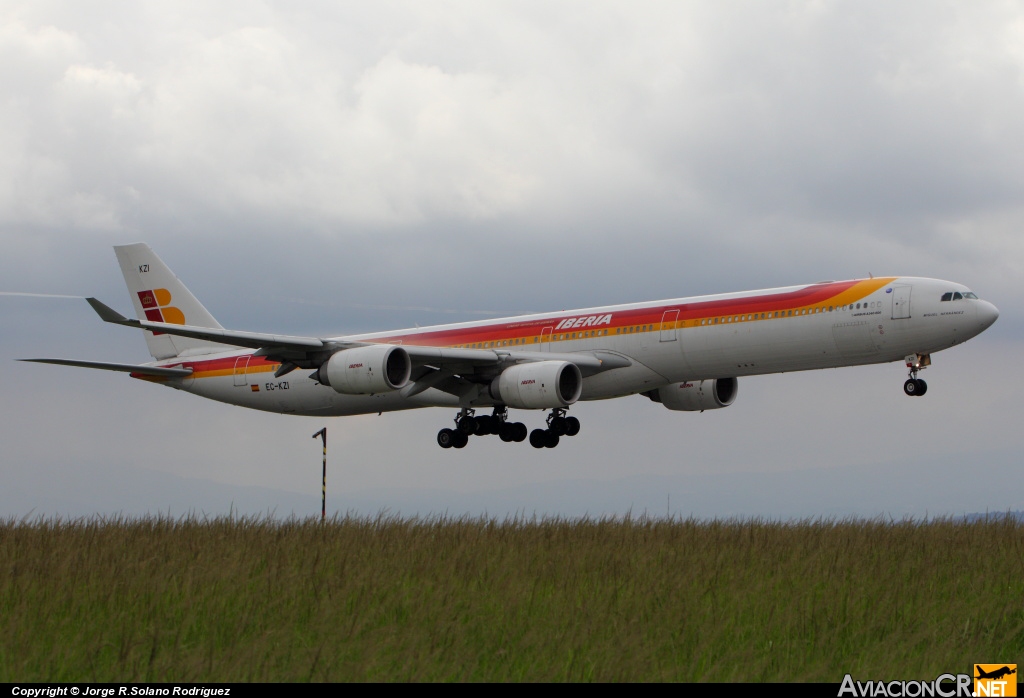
[312,428,326,520]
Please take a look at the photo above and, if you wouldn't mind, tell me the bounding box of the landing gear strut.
[903,353,930,397]
[437,407,528,448]
[529,408,582,449]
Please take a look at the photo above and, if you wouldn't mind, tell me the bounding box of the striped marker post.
[312,428,326,520]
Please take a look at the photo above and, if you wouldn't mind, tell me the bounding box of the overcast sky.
[2,1,1021,520]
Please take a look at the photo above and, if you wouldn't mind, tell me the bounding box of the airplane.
[22,243,999,449]
[975,666,1016,681]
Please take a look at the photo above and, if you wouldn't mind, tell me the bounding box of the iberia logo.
[138,289,185,335]
[975,664,1017,697]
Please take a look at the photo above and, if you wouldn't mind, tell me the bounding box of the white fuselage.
[142,276,998,417]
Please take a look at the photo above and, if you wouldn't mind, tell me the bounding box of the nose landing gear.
[903,353,930,397]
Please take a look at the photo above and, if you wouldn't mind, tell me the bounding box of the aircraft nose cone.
[978,300,999,331]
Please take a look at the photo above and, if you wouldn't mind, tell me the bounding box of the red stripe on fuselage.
[367,280,865,346]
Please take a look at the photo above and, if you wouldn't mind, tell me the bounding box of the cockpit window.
[941,292,953,301]
[963,291,978,299]
[953,292,963,300]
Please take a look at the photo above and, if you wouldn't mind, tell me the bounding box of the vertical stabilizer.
[114,243,226,360]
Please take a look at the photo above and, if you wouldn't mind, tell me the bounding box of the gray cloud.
[1,2,1020,517]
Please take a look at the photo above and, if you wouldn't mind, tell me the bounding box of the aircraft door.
[891,286,912,320]
[660,309,679,342]
[233,356,250,386]
[540,326,553,352]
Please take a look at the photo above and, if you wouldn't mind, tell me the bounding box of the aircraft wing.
[19,358,193,378]
[395,347,632,399]
[85,297,632,381]
[86,297,336,352]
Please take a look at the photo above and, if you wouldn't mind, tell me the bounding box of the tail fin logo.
[137,289,186,328]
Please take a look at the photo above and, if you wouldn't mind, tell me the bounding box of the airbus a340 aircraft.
[24,244,998,449]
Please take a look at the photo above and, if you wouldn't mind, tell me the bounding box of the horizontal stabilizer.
[19,358,192,377]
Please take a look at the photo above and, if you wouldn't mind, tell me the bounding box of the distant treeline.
[962,511,1024,523]
[1,515,1021,681]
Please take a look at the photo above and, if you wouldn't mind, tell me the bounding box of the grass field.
[0,515,1021,681]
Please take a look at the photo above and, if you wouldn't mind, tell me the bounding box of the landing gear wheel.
[499,422,517,442]
[903,354,930,398]
[514,422,528,442]
[549,417,568,436]
[529,429,547,449]
[476,415,499,435]
[452,431,469,448]
[544,430,560,448]
[437,428,456,448]
[458,416,478,435]
[564,416,581,436]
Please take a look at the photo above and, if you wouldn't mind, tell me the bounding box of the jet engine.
[489,360,582,409]
[646,378,738,411]
[314,345,412,394]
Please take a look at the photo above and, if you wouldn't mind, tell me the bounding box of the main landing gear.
[903,353,930,397]
[437,407,528,449]
[436,407,582,449]
[528,408,581,449]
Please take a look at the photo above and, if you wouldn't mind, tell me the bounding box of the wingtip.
[85,297,131,324]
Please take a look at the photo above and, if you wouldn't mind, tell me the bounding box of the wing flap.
[402,346,631,375]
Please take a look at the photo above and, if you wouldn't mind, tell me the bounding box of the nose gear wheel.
[903,354,929,397]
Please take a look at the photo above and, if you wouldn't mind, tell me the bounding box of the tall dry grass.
[0,515,1021,681]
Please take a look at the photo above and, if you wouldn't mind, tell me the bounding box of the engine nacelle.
[648,378,738,411]
[489,361,582,409]
[316,345,412,395]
